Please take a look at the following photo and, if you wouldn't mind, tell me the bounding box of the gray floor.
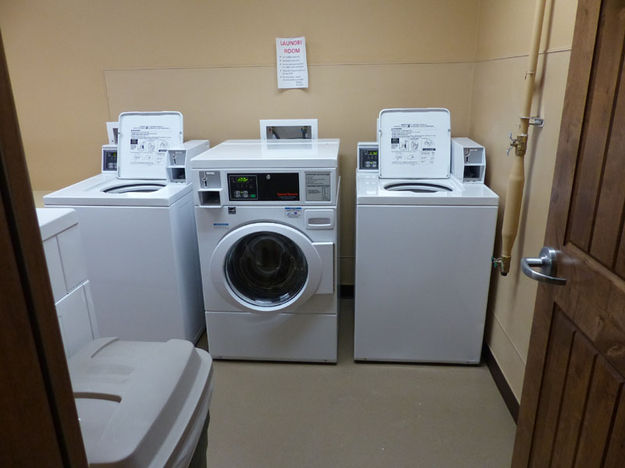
[198,299,515,467]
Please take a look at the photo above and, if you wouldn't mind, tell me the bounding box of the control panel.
[194,168,336,207]
[228,173,299,201]
[357,142,379,171]
[102,144,118,172]
[228,175,259,200]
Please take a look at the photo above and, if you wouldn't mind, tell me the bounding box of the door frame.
[0,30,87,466]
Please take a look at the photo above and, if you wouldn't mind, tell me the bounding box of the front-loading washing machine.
[44,112,209,342]
[354,109,499,363]
[190,139,340,362]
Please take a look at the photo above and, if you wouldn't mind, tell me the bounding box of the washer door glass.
[225,232,308,307]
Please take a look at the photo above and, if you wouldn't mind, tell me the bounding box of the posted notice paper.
[276,37,308,89]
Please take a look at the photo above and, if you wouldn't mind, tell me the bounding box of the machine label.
[127,125,173,168]
[305,173,331,201]
[285,207,302,218]
[389,123,437,167]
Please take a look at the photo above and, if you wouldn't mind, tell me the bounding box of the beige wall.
[1,0,480,284]
[2,0,578,398]
[472,0,577,400]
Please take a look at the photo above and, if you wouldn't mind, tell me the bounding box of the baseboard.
[483,344,519,423]
[340,284,354,298]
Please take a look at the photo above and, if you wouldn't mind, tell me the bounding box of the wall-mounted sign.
[275,36,308,89]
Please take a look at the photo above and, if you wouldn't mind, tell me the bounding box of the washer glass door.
[225,232,308,307]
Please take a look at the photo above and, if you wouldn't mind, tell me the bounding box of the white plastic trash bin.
[69,337,214,467]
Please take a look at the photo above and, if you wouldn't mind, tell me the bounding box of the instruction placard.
[128,126,171,168]
[117,111,183,180]
[378,108,451,179]
[276,37,308,89]
[389,124,438,167]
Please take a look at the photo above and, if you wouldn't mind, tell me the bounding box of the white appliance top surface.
[190,139,340,169]
[43,173,192,207]
[69,337,212,467]
[356,172,499,206]
[36,207,78,240]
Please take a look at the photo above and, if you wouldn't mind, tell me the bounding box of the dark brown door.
[0,31,87,466]
[513,0,625,466]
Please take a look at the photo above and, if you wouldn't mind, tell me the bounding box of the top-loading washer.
[44,112,209,342]
[190,139,340,362]
[354,109,499,363]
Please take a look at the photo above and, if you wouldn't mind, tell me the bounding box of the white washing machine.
[44,112,208,342]
[190,139,340,362]
[354,109,498,363]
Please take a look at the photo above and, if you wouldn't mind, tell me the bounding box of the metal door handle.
[521,247,567,285]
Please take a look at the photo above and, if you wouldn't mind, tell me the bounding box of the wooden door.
[0,31,87,466]
[513,0,625,466]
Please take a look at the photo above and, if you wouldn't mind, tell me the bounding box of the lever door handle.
[521,247,567,285]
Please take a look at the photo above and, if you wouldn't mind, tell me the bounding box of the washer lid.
[43,174,192,207]
[69,338,213,467]
[378,108,451,179]
[117,111,183,180]
[356,172,499,206]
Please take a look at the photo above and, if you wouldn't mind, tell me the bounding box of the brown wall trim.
[483,344,519,422]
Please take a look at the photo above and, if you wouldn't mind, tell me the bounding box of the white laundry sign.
[276,37,308,89]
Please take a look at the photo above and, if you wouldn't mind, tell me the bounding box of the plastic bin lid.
[69,337,212,467]
[378,108,451,179]
[117,111,183,180]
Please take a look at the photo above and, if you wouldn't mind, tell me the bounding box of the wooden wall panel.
[616,217,625,278]
[524,308,625,467]
[551,333,596,468]
[603,391,625,467]
[590,49,625,268]
[529,311,575,466]
[567,0,625,251]
[573,356,622,466]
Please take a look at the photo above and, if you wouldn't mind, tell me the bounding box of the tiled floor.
[199,298,515,467]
